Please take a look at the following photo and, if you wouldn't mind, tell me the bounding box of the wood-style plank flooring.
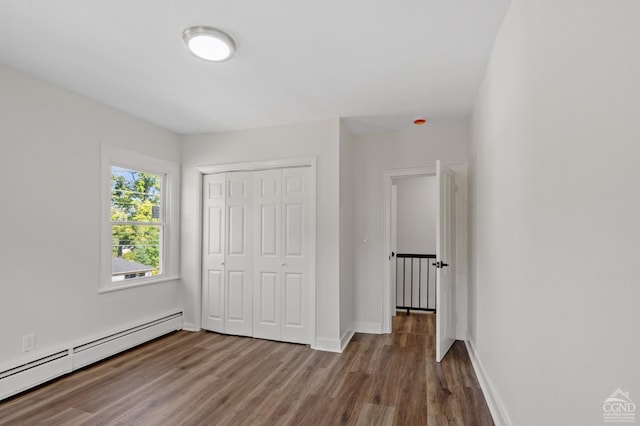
[0,313,493,425]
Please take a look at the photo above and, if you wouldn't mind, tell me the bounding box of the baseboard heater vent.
[0,350,69,381]
[74,312,183,353]
[0,311,182,401]
[0,350,73,402]
[72,312,183,370]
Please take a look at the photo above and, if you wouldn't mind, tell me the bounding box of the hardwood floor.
[0,313,493,425]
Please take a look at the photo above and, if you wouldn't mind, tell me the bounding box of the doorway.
[382,166,435,334]
[382,163,465,362]
[392,175,437,314]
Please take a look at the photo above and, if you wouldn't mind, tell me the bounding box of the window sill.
[99,275,181,294]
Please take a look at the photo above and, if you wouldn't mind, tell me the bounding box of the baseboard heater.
[0,312,182,401]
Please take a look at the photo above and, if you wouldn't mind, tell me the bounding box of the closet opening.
[197,158,317,347]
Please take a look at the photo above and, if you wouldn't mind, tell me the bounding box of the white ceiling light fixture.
[182,26,235,62]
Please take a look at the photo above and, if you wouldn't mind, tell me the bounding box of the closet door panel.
[280,167,311,344]
[201,174,226,333]
[227,270,247,320]
[207,207,223,255]
[228,205,246,255]
[284,203,304,257]
[224,172,253,337]
[207,271,223,320]
[252,169,282,341]
[259,272,278,324]
[284,273,303,327]
[261,205,278,256]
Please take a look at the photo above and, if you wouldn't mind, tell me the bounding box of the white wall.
[339,121,355,341]
[352,125,469,331]
[180,119,343,347]
[393,176,436,254]
[0,64,181,367]
[469,0,640,424]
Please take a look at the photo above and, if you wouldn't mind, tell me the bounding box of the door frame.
[382,166,435,334]
[195,156,317,345]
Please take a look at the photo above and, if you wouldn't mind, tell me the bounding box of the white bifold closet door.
[253,168,311,343]
[202,173,226,333]
[225,172,253,337]
[202,167,311,344]
[201,172,253,337]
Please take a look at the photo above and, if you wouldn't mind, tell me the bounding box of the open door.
[390,184,398,316]
[435,160,456,362]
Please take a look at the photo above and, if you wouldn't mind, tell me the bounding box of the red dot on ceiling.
[413,118,427,125]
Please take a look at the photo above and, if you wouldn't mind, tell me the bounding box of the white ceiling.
[0,1,509,135]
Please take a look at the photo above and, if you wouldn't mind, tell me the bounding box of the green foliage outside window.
[111,167,161,275]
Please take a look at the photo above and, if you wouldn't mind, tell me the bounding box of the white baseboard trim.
[312,337,342,353]
[354,321,382,334]
[182,322,199,332]
[0,311,183,401]
[340,327,355,352]
[465,335,512,426]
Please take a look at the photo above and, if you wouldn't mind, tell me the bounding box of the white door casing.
[202,173,226,333]
[435,160,456,362]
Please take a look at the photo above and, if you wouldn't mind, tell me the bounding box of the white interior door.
[435,160,456,362]
[391,184,398,316]
[280,167,311,343]
[252,169,282,341]
[202,173,226,332]
[225,172,253,337]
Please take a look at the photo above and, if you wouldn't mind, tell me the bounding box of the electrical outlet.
[22,333,36,352]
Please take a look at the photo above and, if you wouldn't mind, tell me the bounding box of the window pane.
[112,224,161,281]
[111,166,161,223]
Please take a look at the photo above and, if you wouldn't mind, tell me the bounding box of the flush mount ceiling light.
[413,118,427,125]
[182,26,235,62]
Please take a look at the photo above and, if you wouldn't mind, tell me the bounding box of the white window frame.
[100,144,180,292]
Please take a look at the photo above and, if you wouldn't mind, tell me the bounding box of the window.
[111,166,162,280]
[101,145,179,291]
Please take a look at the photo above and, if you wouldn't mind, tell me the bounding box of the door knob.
[280,262,286,266]
[220,261,225,265]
